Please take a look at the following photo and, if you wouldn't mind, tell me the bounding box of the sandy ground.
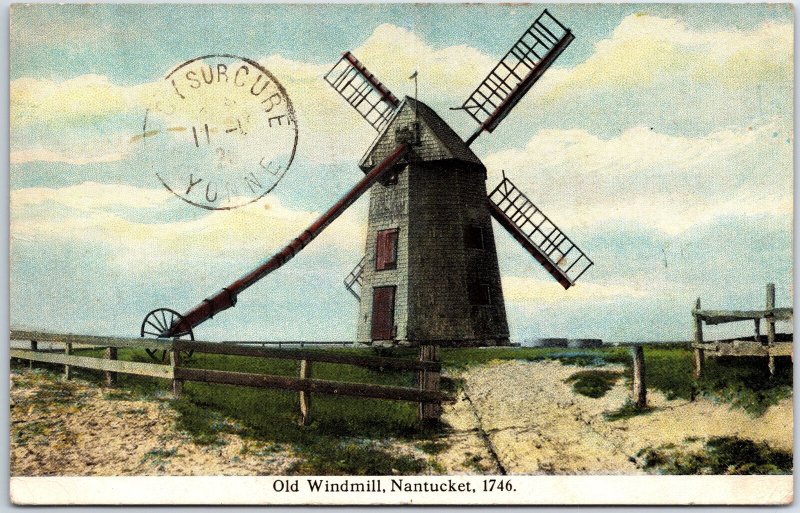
[10,370,299,476]
[10,369,487,476]
[458,360,793,474]
[10,359,793,476]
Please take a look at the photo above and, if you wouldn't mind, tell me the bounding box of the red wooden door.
[371,286,396,340]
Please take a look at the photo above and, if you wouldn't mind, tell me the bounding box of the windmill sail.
[324,51,400,131]
[462,10,573,143]
[488,174,592,289]
[344,256,366,300]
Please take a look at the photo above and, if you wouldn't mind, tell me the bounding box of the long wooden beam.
[10,349,174,379]
[693,307,793,325]
[690,341,793,357]
[175,367,453,404]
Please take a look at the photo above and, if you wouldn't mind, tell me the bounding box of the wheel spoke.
[150,313,162,332]
[151,313,165,332]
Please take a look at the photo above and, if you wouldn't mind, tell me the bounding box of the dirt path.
[459,359,793,474]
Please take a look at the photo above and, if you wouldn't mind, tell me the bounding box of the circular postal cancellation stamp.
[138,54,298,210]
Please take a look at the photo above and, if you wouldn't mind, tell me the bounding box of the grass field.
[439,345,792,416]
[11,343,793,474]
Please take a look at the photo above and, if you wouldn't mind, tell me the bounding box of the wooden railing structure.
[692,283,793,377]
[9,331,451,424]
[225,341,354,348]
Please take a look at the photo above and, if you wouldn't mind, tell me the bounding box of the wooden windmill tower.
[328,10,593,347]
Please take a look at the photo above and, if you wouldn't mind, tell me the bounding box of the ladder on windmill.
[344,256,366,300]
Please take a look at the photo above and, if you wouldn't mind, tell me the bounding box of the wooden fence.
[9,330,451,424]
[692,283,793,377]
[224,341,354,348]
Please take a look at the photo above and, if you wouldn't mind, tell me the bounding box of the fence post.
[299,359,311,426]
[29,340,37,370]
[631,345,647,409]
[693,298,704,379]
[417,345,441,424]
[766,283,776,376]
[170,349,182,397]
[104,347,117,386]
[64,343,72,380]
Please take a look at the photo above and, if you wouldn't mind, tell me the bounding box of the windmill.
[140,9,592,352]
[330,9,592,346]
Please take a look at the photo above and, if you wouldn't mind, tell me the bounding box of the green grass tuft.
[288,440,426,475]
[638,436,793,475]
[604,399,653,421]
[439,347,629,371]
[565,370,623,398]
[416,440,449,455]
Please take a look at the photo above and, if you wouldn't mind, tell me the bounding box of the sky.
[8,3,794,343]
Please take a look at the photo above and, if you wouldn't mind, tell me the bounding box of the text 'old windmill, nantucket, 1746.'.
[140,9,593,354]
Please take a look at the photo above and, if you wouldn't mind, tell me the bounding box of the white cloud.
[501,275,651,303]
[538,15,792,101]
[10,182,366,269]
[10,147,129,166]
[10,75,159,128]
[11,182,173,210]
[353,23,495,96]
[484,122,792,235]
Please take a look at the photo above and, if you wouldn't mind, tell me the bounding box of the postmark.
[140,54,298,210]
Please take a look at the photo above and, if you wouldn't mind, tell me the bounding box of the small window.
[469,283,492,305]
[465,225,485,249]
[381,169,399,186]
[375,228,399,270]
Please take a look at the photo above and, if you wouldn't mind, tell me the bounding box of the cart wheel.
[140,308,195,362]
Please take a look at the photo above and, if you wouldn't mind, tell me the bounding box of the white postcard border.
[9,475,794,505]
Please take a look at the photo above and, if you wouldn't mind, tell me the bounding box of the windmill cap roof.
[358,96,484,172]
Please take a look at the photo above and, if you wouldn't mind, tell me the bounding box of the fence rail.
[9,348,174,379]
[11,330,173,350]
[177,340,440,372]
[9,330,449,424]
[224,341,355,348]
[691,284,793,377]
